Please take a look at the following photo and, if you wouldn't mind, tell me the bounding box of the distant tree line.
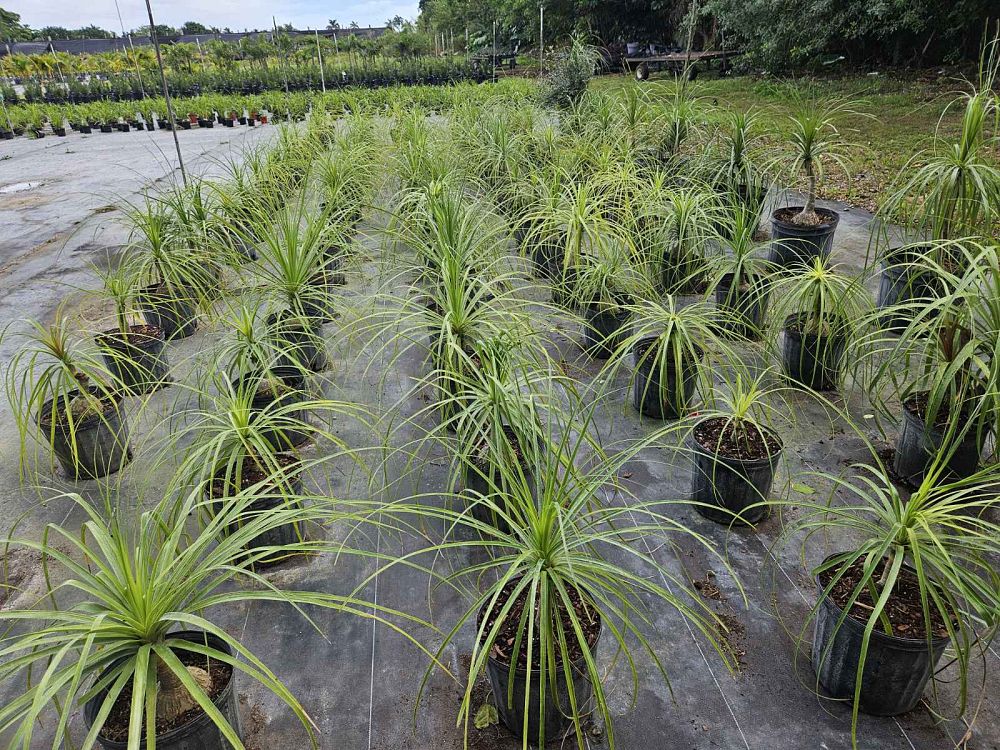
[417,0,994,69]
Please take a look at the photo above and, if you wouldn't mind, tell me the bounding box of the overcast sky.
[8,0,420,33]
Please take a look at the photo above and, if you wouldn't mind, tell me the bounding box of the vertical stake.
[144,0,187,187]
[316,31,326,92]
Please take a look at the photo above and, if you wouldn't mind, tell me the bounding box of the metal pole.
[333,31,339,55]
[492,20,497,84]
[539,5,544,77]
[144,0,187,187]
[315,30,326,92]
[196,37,206,70]
[48,38,67,86]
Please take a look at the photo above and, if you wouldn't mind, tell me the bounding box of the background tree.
[327,19,341,30]
[0,6,31,41]
[181,21,210,35]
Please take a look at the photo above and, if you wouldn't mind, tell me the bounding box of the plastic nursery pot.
[811,554,949,716]
[97,325,170,395]
[530,237,560,280]
[893,392,985,487]
[266,311,327,373]
[100,124,114,133]
[480,595,602,742]
[715,272,769,340]
[769,207,839,268]
[632,337,700,420]
[779,313,847,391]
[236,368,312,449]
[462,428,537,533]
[208,454,305,556]
[84,630,242,750]
[139,284,199,340]
[323,246,348,286]
[875,248,939,333]
[79,125,92,134]
[37,388,132,480]
[582,303,630,360]
[688,417,782,525]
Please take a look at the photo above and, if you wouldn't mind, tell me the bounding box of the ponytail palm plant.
[775,463,1000,749]
[371,401,740,749]
[3,315,124,478]
[0,490,432,750]
[878,39,1000,254]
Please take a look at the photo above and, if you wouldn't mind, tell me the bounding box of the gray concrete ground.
[0,128,998,750]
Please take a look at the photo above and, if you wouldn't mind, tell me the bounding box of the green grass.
[591,72,972,211]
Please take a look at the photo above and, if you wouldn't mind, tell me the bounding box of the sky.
[7,0,420,33]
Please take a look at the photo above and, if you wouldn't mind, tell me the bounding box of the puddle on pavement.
[0,181,41,194]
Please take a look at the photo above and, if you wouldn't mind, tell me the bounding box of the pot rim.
[771,206,840,231]
[97,325,166,347]
[479,593,603,677]
[814,552,951,650]
[37,387,123,430]
[781,312,848,340]
[83,629,237,748]
[688,416,783,466]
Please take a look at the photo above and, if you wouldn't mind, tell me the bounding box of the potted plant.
[603,296,743,420]
[374,402,738,748]
[709,206,774,340]
[684,371,785,525]
[777,464,1000,748]
[0,490,430,750]
[858,240,997,486]
[766,99,859,268]
[120,195,204,340]
[94,260,171,395]
[765,256,871,391]
[4,316,131,479]
[704,108,769,218]
[571,242,646,360]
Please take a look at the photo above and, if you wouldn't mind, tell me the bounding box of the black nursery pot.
[582,304,630,359]
[236,367,312,449]
[482,603,601,742]
[139,284,198,340]
[811,555,948,716]
[79,124,92,134]
[769,207,839,268]
[266,312,327,373]
[894,393,985,487]
[631,337,700,420]
[97,326,170,395]
[100,124,114,133]
[530,237,560,280]
[715,272,769,339]
[37,389,132,480]
[84,630,242,750]
[780,313,847,391]
[875,248,939,333]
[210,461,305,555]
[688,418,781,525]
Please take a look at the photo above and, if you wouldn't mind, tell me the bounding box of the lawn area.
[591,71,974,212]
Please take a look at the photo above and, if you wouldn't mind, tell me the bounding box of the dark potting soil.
[100,650,233,741]
[483,580,599,669]
[903,391,971,429]
[774,206,834,229]
[785,316,840,337]
[210,453,298,497]
[254,378,294,399]
[100,324,164,344]
[694,417,782,461]
[470,424,525,470]
[820,559,950,639]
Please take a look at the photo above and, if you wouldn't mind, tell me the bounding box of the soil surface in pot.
[774,206,836,229]
[469,424,525,470]
[100,323,163,344]
[785,316,841,337]
[693,417,781,461]
[820,559,950,639]
[210,453,298,496]
[45,391,117,426]
[255,377,295,399]
[100,650,233,740]
[484,580,599,669]
[903,391,972,430]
